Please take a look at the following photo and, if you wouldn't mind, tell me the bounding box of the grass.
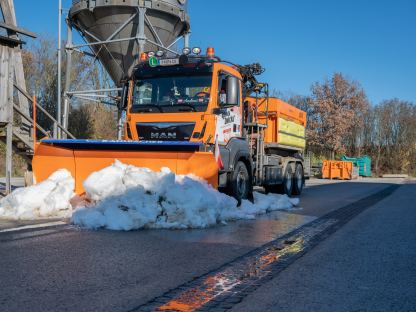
[0,142,28,177]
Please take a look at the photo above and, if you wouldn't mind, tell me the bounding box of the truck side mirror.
[119,82,129,110]
[223,76,239,107]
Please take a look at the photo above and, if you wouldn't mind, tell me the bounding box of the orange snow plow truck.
[32,48,307,202]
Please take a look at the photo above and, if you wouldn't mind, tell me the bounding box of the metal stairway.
[0,125,33,163]
[0,0,74,194]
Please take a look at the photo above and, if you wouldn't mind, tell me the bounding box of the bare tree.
[308,73,369,159]
[370,99,416,174]
[67,102,116,140]
[21,37,118,139]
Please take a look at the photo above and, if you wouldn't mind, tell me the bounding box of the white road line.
[0,221,67,233]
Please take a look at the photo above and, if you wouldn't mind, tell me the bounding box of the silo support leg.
[5,48,14,195]
[5,122,12,194]
[137,7,147,54]
[184,32,190,49]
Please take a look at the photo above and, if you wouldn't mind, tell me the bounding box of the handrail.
[13,104,49,137]
[0,22,37,38]
[13,83,76,139]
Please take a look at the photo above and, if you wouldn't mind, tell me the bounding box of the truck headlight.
[192,47,201,55]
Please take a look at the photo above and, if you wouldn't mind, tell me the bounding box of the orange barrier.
[322,160,353,180]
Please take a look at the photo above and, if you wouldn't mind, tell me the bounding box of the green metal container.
[341,156,372,177]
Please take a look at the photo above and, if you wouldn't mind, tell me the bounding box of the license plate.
[159,58,179,66]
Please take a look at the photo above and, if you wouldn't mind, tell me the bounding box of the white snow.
[0,160,300,229]
[71,160,299,230]
[0,169,74,220]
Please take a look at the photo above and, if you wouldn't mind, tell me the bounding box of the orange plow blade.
[32,140,218,195]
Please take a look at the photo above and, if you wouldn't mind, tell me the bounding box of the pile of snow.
[0,170,74,220]
[0,160,299,230]
[72,161,299,230]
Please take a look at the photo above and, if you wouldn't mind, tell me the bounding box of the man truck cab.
[121,48,306,203]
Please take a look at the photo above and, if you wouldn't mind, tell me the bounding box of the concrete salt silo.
[68,0,190,86]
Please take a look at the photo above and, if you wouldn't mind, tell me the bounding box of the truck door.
[215,73,242,144]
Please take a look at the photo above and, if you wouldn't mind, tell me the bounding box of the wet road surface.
[232,181,416,312]
[0,178,412,312]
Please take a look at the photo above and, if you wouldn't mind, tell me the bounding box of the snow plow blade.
[32,140,218,194]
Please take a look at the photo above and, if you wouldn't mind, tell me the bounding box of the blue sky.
[14,0,416,104]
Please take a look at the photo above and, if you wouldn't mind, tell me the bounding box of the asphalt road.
[0,178,413,312]
[232,181,416,312]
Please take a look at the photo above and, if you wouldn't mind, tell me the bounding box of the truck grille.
[137,122,195,141]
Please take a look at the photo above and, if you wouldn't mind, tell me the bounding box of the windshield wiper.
[161,103,197,112]
[175,104,197,112]
[135,104,164,113]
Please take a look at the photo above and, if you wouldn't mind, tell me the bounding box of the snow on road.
[0,170,74,220]
[0,161,299,230]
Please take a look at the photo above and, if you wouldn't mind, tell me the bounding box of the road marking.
[0,221,67,233]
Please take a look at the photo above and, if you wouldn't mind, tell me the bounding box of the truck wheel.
[230,161,252,205]
[292,164,304,195]
[276,165,293,196]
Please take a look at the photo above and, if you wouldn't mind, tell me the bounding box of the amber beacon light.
[206,47,215,57]
[140,52,148,61]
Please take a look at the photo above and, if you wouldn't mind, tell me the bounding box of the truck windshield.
[131,74,212,113]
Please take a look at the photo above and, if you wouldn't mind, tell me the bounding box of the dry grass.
[0,142,28,177]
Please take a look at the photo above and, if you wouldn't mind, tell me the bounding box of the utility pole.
[63,17,73,138]
[56,0,62,138]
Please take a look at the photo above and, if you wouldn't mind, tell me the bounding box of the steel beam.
[0,46,10,123]
[117,109,123,140]
[107,10,138,42]
[5,48,13,194]
[62,18,73,137]
[71,35,140,50]
[66,88,122,95]
[56,0,62,139]
[184,31,190,49]
[167,35,182,49]
[0,22,36,38]
[137,7,146,54]
[144,14,163,46]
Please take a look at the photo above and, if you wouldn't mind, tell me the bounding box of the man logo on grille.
[151,132,177,139]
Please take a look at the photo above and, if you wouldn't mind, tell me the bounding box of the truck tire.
[292,164,304,195]
[276,164,293,196]
[229,161,252,205]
